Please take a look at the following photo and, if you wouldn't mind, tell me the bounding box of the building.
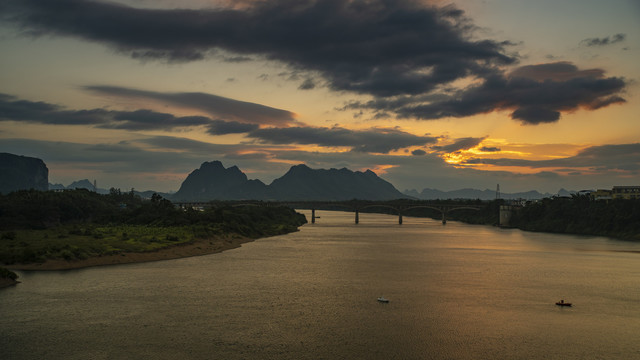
[612,186,640,200]
[591,189,613,201]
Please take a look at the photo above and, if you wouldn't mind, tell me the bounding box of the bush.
[1,231,17,240]
[0,267,18,280]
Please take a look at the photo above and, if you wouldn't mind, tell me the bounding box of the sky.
[0,0,638,194]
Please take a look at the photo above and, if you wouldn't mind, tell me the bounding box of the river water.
[1,210,639,359]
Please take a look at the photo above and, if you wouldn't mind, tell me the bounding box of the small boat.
[555,300,572,307]
[377,296,389,303]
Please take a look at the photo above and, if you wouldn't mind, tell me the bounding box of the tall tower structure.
[496,184,500,200]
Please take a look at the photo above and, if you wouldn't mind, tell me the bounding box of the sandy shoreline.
[3,235,255,271]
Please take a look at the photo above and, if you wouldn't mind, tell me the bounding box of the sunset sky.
[1,0,638,194]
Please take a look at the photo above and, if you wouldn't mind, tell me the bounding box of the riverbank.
[4,235,254,271]
[0,277,19,288]
[0,267,19,287]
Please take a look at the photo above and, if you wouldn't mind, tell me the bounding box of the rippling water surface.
[2,210,640,359]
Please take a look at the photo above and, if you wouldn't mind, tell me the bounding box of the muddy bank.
[4,235,255,271]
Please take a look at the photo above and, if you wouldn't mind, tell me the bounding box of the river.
[1,210,639,359]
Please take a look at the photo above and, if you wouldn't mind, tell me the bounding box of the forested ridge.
[364,196,639,241]
[0,189,306,265]
[508,195,640,241]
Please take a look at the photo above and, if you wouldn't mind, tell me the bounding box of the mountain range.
[403,188,574,200]
[172,161,407,201]
[1,152,575,201]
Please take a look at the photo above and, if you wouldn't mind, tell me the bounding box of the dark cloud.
[298,78,316,90]
[479,146,500,152]
[84,86,296,126]
[0,93,103,125]
[354,63,626,124]
[0,93,212,130]
[508,61,604,81]
[222,55,253,63]
[432,137,485,153]
[411,149,426,156]
[134,135,244,155]
[206,119,259,135]
[581,33,626,47]
[0,1,628,125]
[0,92,441,154]
[510,107,560,123]
[248,126,437,154]
[106,110,212,130]
[3,0,514,98]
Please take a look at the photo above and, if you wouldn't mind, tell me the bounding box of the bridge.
[174,199,483,225]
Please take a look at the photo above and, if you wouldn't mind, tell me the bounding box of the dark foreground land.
[506,195,640,241]
[351,196,640,241]
[0,189,306,273]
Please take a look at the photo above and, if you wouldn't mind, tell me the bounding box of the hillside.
[172,161,268,201]
[269,164,406,200]
[172,162,408,201]
[0,153,48,194]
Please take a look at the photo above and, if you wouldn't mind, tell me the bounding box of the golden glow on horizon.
[364,164,397,175]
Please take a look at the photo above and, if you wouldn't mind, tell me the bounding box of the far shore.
[4,235,255,271]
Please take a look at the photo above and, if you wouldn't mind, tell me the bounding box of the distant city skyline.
[1,0,638,193]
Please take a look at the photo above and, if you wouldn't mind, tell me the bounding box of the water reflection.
[1,210,639,359]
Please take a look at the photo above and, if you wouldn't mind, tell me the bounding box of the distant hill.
[403,187,575,200]
[67,179,98,191]
[269,164,407,200]
[172,161,408,201]
[49,179,170,198]
[0,153,48,194]
[172,161,268,201]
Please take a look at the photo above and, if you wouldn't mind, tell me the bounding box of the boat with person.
[377,296,389,303]
[555,299,572,306]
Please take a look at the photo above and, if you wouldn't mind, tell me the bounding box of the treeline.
[0,189,307,237]
[351,199,501,225]
[509,195,640,241]
[331,196,639,241]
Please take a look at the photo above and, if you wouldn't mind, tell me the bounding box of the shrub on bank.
[0,266,18,280]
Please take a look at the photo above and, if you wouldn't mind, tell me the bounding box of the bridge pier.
[399,212,403,225]
[442,212,447,225]
[355,209,359,224]
[311,209,316,224]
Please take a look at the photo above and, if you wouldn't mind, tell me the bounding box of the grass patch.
[0,225,205,264]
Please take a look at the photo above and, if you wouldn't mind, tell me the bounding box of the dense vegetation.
[0,189,306,264]
[509,195,640,241]
[332,197,639,241]
[339,199,501,225]
[0,266,18,280]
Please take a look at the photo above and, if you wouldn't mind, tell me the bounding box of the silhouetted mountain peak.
[68,179,95,190]
[201,160,224,169]
[173,161,265,201]
[0,153,49,194]
[286,164,312,174]
[269,164,407,201]
[173,161,408,201]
